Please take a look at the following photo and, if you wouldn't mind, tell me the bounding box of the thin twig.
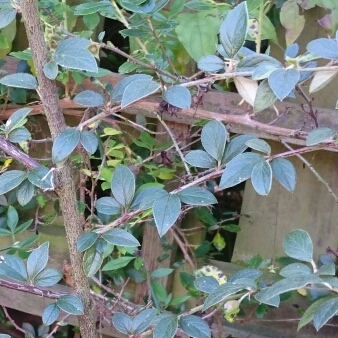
[44,313,71,338]
[295,85,318,127]
[155,113,192,177]
[281,141,338,202]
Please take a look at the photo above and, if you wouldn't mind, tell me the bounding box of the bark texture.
[20,2,97,337]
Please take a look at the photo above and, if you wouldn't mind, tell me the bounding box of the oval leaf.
[251,161,272,196]
[43,61,59,80]
[185,150,217,169]
[74,90,105,107]
[133,308,157,334]
[283,229,313,263]
[197,55,224,72]
[153,193,181,237]
[194,276,219,293]
[179,315,210,338]
[307,38,338,60]
[83,246,103,277]
[0,73,37,89]
[33,268,63,287]
[77,232,99,252]
[177,187,217,206]
[102,228,140,247]
[95,197,121,215]
[254,79,277,112]
[8,127,31,143]
[42,303,60,326]
[271,158,297,192]
[268,68,300,101]
[57,295,84,315]
[245,139,271,155]
[306,127,336,146]
[5,107,32,134]
[0,9,17,29]
[52,128,81,163]
[219,2,248,58]
[17,180,35,206]
[163,85,191,109]
[111,165,135,207]
[80,131,99,154]
[154,315,178,338]
[27,242,49,279]
[112,313,133,335]
[201,120,228,161]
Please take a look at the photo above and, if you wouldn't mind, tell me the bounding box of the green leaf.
[52,128,81,163]
[132,309,157,334]
[0,8,17,29]
[131,187,167,210]
[27,242,49,279]
[219,153,263,189]
[237,54,281,72]
[201,120,228,161]
[177,187,217,206]
[0,170,26,195]
[283,229,313,263]
[77,232,98,252]
[154,315,178,338]
[252,62,282,81]
[245,139,271,155]
[28,166,54,190]
[6,205,18,232]
[194,276,219,293]
[298,296,333,331]
[254,79,278,112]
[8,127,31,143]
[33,268,62,287]
[163,86,191,109]
[5,107,32,134]
[43,61,58,80]
[102,228,140,247]
[0,73,37,89]
[179,315,211,338]
[197,55,224,72]
[111,165,135,207]
[151,268,174,278]
[95,197,121,215]
[219,2,248,58]
[271,158,297,192]
[54,37,98,73]
[222,134,257,164]
[102,256,135,271]
[83,246,103,277]
[74,90,105,107]
[14,219,33,235]
[74,2,113,15]
[307,38,338,60]
[176,10,221,62]
[251,161,272,196]
[203,278,257,311]
[121,78,160,108]
[17,180,35,206]
[268,69,300,101]
[279,263,312,278]
[185,150,217,168]
[153,193,181,237]
[57,295,84,315]
[306,127,336,146]
[42,303,60,326]
[228,269,262,282]
[1,254,27,281]
[112,313,133,335]
[313,298,338,330]
[83,12,100,30]
[316,262,336,276]
[80,131,99,154]
[111,74,152,101]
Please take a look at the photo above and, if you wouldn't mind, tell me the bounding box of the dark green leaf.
[5,107,31,134]
[251,161,272,195]
[14,219,33,235]
[74,90,105,107]
[185,150,217,168]
[95,197,121,215]
[271,158,297,192]
[179,315,210,338]
[151,268,174,278]
[102,228,140,247]
[83,246,103,277]
[6,205,18,232]
[163,86,191,109]
[154,315,178,338]
[42,303,60,326]
[194,276,219,293]
[177,187,217,206]
[254,79,277,112]
[43,61,58,80]
[28,166,54,190]
[8,127,31,143]
[111,164,135,207]
[283,229,313,263]
[131,187,167,210]
[0,170,26,195]
[153,193,181,237]
[17,180,35,206]
[52,128,81,163]
[77,232,98,252]
[201,120,228,161]
[57,295,84,315]
[219,153,263,189]
[33,268,62,287]
[102,256,135,271]
[268,68,300,101]
[219,2,248,58]
[306,127,336,146]
[27,242,49,279]
[133,309,157,334]
[80,131,99,154]
[222,134,257,164]
[112,312,133,335]
[0,73,37,89]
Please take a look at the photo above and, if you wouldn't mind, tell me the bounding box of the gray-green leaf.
[111,164,135,207]
[283,229,313,263]
[163,86,191,109]
[271,158,297,192]
[74,90,105,107]
[102,228,140,247]
[52,128,81,163]
[251,161,272,196]
[0,73,37,89]
[306,127,336,146]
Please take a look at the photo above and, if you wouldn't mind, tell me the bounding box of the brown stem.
[20,2,97,337]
